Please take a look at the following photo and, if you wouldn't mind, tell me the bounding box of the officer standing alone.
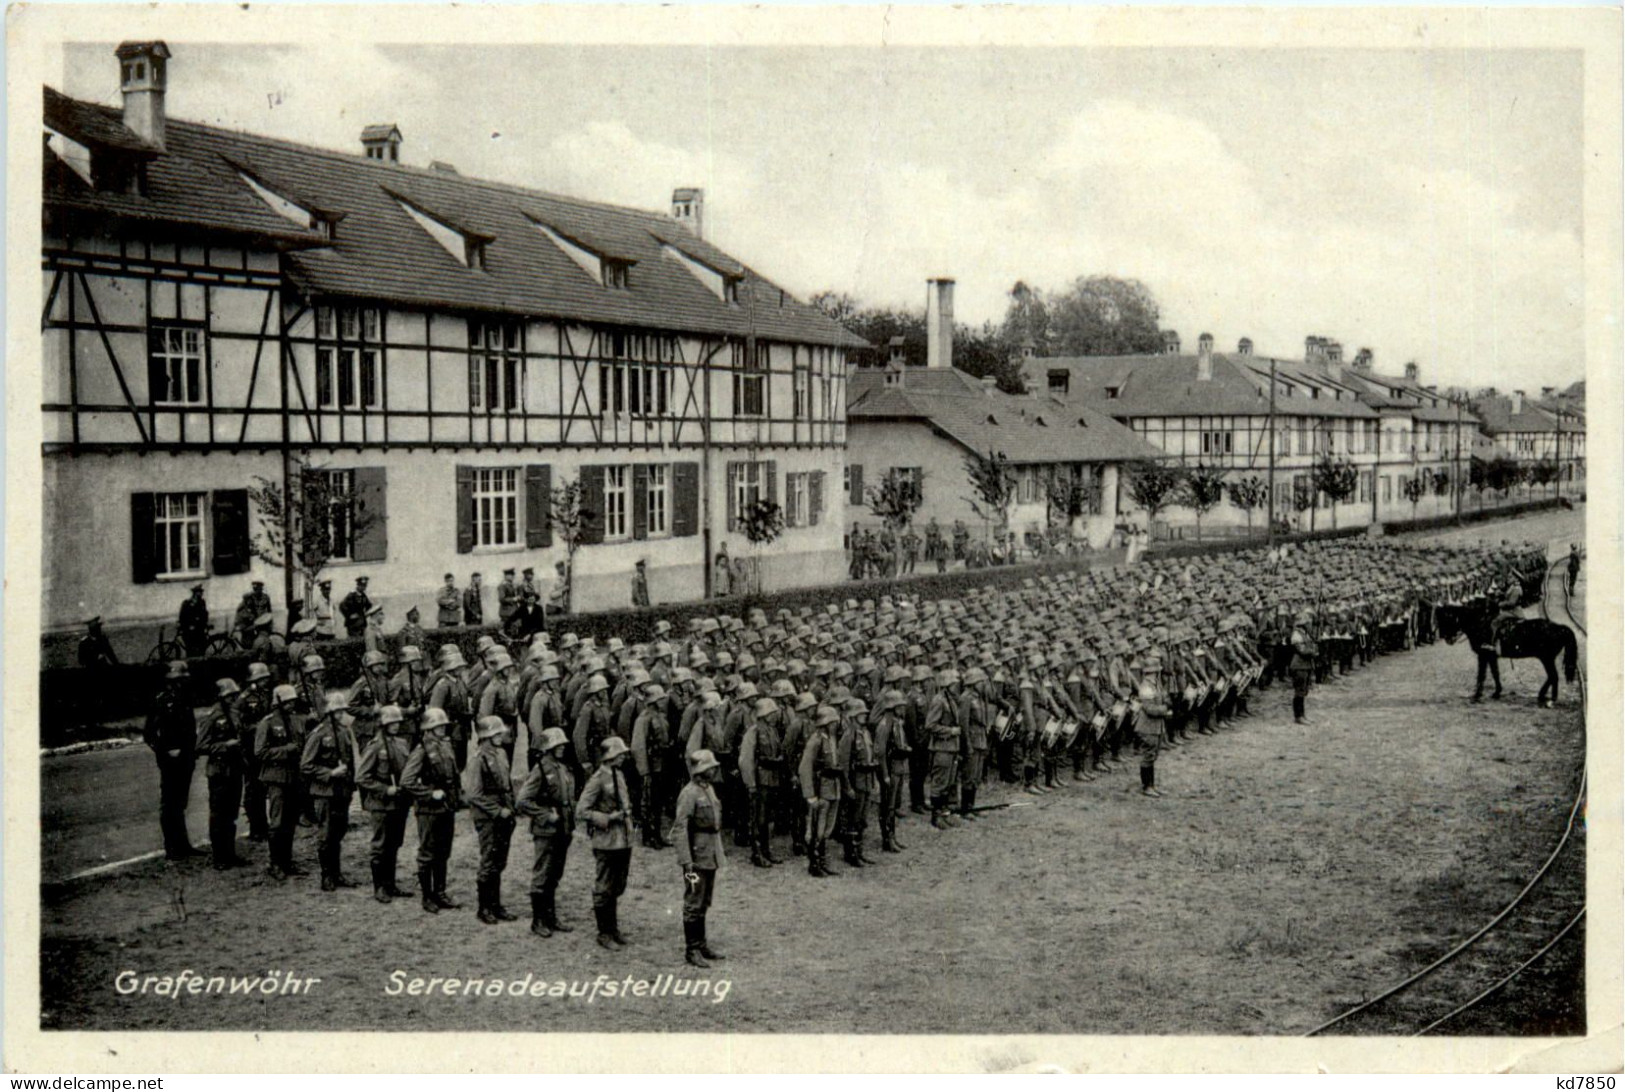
[674,748,728,968]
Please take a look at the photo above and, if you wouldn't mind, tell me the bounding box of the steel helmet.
[216,677,241,698]
[246,661,272,683]
[537,727,570,752]
[753,696,780,719]
[377,705,405,727]
[362,650,389,669]
[302,654,326,675]
[272,684,300,706]
[398,645,423,665]
[585,673,610,696]
[323,691,349,713]
[420,708,451,733]
[475,715,508,740]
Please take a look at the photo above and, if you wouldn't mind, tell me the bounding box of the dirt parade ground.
[38,509,1588,1035]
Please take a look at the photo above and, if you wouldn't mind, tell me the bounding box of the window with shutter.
[725,461,740,532]
[766,461,778,507]
[210,489,251,575]
[810,470,824,526]
[848,463,863,505]
[352,467,388,561]
[632,464,649,540]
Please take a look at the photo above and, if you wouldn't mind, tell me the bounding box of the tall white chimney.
[116,41,170,149]
[1511,389,1524,414]
[925,278,955,370]
[1196,332,1214,381]
[672,187,705,240]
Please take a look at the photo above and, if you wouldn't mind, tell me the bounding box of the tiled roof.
[1477,401,1565,435]
[43,88,865,349]
[44,86,156,155]
[1033,353,1380,420]
[848,367,1165,464]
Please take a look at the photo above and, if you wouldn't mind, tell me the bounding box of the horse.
[1435,599,1578,707]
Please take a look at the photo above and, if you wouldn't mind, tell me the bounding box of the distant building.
[845,280,1163,548]
[41,42,863,632]
[1475,389,1587,486]
[1029,333,1481,533]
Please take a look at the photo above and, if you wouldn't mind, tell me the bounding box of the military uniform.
[401,722,463,912]
[356,712,414,900]
[254,702,308,877]
[577,748,635,946]
[145,675,199,860]
[195,691,245,867]
[738,703,787,866]
[798,709,844,877]
[674,754,727,967]
[300,706,359,889]
[515,740,577,937]
[464,725,520,923]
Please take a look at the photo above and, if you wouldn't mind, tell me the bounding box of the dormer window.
[602,259,631,290]
[239,170,334,237]
[393,193,489,270]
[1048,370,1070,394]
[1105,386,1120,400]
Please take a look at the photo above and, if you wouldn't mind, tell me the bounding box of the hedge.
[41,548,1127,741]
[1383,496,1568,536]
[1144,523,1365,561]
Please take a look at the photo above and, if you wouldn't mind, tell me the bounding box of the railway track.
[1305,549,1587,1037]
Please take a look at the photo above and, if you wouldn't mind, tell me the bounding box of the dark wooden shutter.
[672,462,699,537]
[810,470,825,526]
[525,464,552,547]
[352,467,388,562]
[146,328,165,403]
[849,463,863,505]
[766,460,778,506]
[579,465,605,545]
[455,465,475,554]
[298,469,324,570]
[632,464,649,540]
[131,492,158,584]
[724,462,739,532]
[210,489,250,575]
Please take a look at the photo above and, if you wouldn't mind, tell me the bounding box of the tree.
[1125,460,1187,527]
[1179,466,1227,540]
[809,290,860,327]
[1469,456,1489,508]
[1045,276,1165,356]
[811,290,1027,393]
[963,448,1018,544]
[1291,477,1317,530]
[1045,466,1095,531]
[1002,280,1051,352]
[1311,454,1359,529]
[247,456,380,615]
[1529,458,1560,495]
[1400,472,1428,521]
[954,320,1026,394]
[738,498,786,596]
[549,477,598,614]
[866,470,924,533]
[1430,467,1452,511]
[1225,474,1269,534]
[1485,454,1521,498]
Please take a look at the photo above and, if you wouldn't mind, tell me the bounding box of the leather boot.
[684,921,709,968]
[432,863,461,909]
[595,906,617,950]
[808,846,825,877]
[817,841,838,877]
[882,834,901,853]
[419,868,439,914]
[477,879,502,924]
[492,880,519,921]
[608,903,629,947]
[698,922,724,961]
[530,894,552,938]
[372,862,392,904]
[544,891,573,933]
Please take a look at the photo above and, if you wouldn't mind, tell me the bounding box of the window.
[602,260,630,289]
[314,306,381,410]
[731,462,766,529]
[321,470,356,561]
[1048,371,1071,395]
[470,320,524,413]
[600,359,672,417]
[645,464,670,537]
[794,362,811,419]
[148,324,204,405]
[1201,431,1234,457]
[603,465,630,541]
[1105,386,1120,400]
[1358,470,1373,504]
[785,472,812,527]
[890,466,924,503]
[733,342,767,417]
[154,492,206,576]
[1382,475,1392,503]
[843,465,852,500]
[472,468,520,548]
[1017,466,1042,504]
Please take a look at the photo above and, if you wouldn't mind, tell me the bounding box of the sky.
[62,40,1586,392]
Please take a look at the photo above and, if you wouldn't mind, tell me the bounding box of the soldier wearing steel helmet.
[631,681,675,849]
[515,726,578,938]
[357,704,415,902]
[301,691,359,891]
[578,735,636,949]
[254,683,309,880]
[1134,653,1171,798]
[196,676,248,869]
[347,649,392,748]
[465,715,520,925]
[871,682,911,852]
[144,659,200,861]
[674,748,728,968]
[958,666,992,819]
[426,644,473,770]
[476,649,523,762]
[925,668,964,827]
[739,694,789,868]
[401,707,463,913]
[799,704,844,877]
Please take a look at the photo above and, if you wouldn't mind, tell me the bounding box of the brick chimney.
[1325,340,1343,382]
[981,375,998,396]
[1237,337,1253,356]
[925,279,955,370]
[1404,361,1419,382]
[116,41,170,149]
[1161,330,1181,355]
[672,187,705,240]
[1511,389,1524,414]
[1352,347,1373,372]
[361,124,402,163]
[1197,332,1214,381]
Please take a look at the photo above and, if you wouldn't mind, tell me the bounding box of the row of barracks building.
[40,42,1585,639]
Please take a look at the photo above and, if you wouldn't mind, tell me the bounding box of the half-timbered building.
[42,42,861,633]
